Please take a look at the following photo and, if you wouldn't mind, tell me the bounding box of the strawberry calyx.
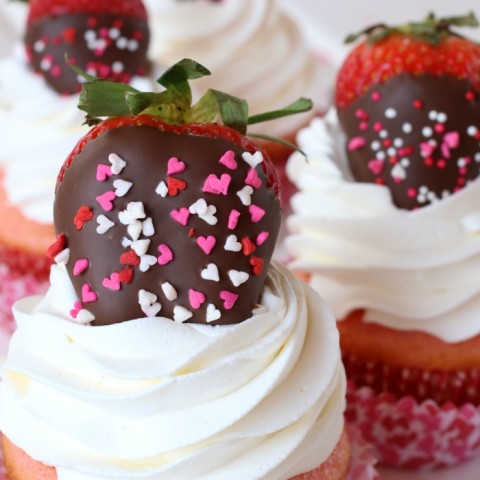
[74,58,313,138]
[345,12,479,45]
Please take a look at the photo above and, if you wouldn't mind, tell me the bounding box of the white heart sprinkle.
[156,181,168,197]
[75,309,95,324]
[242,151,263,168]
[96,214,115,234]
[142,217,155,237]
[206,304,221,323]
[201,263,220,282]
[224,234,242,252]
[138,289,157,306]
[54,248,70,265]
[119,201,146,225]
[142,302,161,317]
[131,239,150,256]
[228,270,249,287]
[199,205,218,225]
[237,185,253,206]
[108,153,127,174]
[189,198,208,215]
[161,282,177,301]
[139,254,157,272]
[127,221,142,241]
[122,236,132,248]
[113,179,132,197]
[174,306,193,323]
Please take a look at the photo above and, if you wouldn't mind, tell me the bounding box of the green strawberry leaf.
[248,98,313,125]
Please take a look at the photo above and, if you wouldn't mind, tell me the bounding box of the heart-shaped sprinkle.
[119,202,146,225]
[245,168,262,189]
[118,268,133,285]
[220,290,239,310]
[237,185,253,206]
[139,254,157,272]
[197,235,216,255]
[173,306,193,323]
[96,214,115,234]
[70,300,83,319]
[102,272,121,291]
[224,234,242,252]
[120,250,140,266]
[81,283,98,303]
[241,237,256,256]
[142,303,162,317]
[161,282,177,301]
[96,191,116,212]
[127,221,142,241]
[108,153,127,174]
[347,137,366,151]
[131,239,150,256]
[113,179,133,197]
[168,177,187,196]
[202,173,231,195]
[256,232,269,246]
[74,205,93,230]
[55,248,70,265]
[228,270,249,287]
[189,289,206,309]
[201,263,220,282]
[206,303,221,323]
[242,151,263,168]
[249,257,264,276]
[167,156,186,175]
[189,198,208,215]
[170,207,190,226]
[249,204,265,223]
[76,309,95,324]
[156,181,168,197]
[228,210,240,230]
[157,244,174,265]
[367,159,384,175]
[219,150,237,170]
[96,164,113,182]
[138,289,157,306]
[47,233,67,259]
[142,218,155,237]
[73,258,89,276]
[199,205,217,225]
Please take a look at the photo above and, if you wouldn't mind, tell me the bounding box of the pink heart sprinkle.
[96,164,113,182]
[441,143,451,159]
[81,283,98,303]
[96,191,116,212]
[367,159,384,175]
[158,244,173,265]
[73,258,90,276]
[220,290,239,310]
[167,157,186,175]
[189,289,206,309]
[202,173,231,195]
[70,300,83,319]
[347,137,366,151]
[420,142,435,158]
[245,168,262,189]
[170,207,190,226]
[248,204,265,223]
[102,272,121,291]
[256,232,269,246]
[197,236,216,255]
[228,209,240,230]
[444,131,460,149]
[219,150,237,170]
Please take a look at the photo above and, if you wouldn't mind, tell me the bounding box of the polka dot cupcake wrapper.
[346,380,480,470]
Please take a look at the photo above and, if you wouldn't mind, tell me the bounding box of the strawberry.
[23,0,150,95]
[335,13,480,209]
[52,59,312,326]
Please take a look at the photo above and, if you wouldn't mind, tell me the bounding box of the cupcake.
[0,0,151,341]
[143,0,334,165]
[286,13,480,470]
[0,59,377,480]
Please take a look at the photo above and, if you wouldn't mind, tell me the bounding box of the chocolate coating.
[338,74,480,210]
[54,125,282,326]
[25,13,150,95]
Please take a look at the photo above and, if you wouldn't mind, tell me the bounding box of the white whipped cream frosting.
[144,0,333,137]
[286,109,480,343]
[0,261,345,479]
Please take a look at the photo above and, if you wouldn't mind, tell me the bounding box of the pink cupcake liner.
[346,380,480,470]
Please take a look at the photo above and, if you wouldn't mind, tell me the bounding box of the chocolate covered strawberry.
[23,0,150,94]
[52,59,312,326]
[335,13,480,209]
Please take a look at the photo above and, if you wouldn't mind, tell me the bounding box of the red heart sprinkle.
[241,237,256,256]
[167,177,187,196]
[74,205,93,231]
[120,250,140,265]
[249,257,264,276]
[47,233,67,259]
[118,268,133,284]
